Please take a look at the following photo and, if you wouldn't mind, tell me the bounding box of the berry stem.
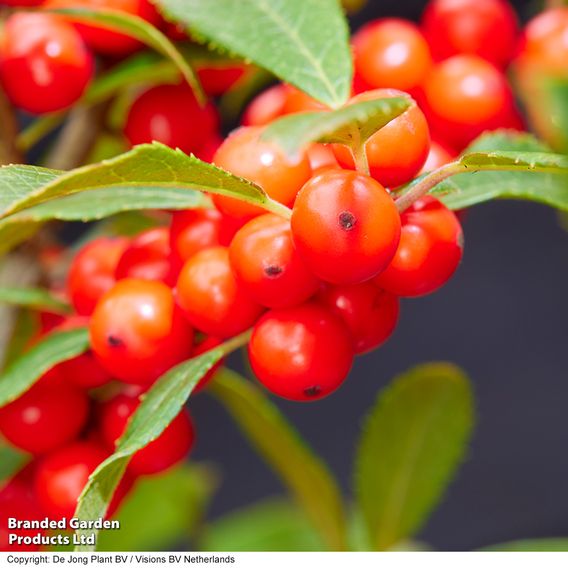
[0,86,22,165]
[45,104,105,170]
[394,161,465,212]
[350,129,370,176]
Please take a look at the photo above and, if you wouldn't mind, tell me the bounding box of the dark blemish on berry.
[107,335,123,347]
[339,211,356,231]
[304,385,321,397]
[264,265,283,278]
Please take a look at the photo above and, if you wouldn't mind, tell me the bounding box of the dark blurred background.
[185,0,568,552]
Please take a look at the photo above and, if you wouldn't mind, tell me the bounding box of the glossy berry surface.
[419,55,514,148]
[421,0,518,68]
[333,89,430,188]
[421,139,456,173]
[516,8,568,77]
[89,279,194,384]
[0,468,44,551]
[291,170,401,284]
[170,209,224,271]
[125,84,219,155]
[353,18,432,93]
[242,84,325,127]
[318,283,399,354]
[54,316,113,389]
[0,382,89,454]
[176,246,264,338]
[0,13,94,114]
[34,442,108,520]
[45,0,160,56]
[99,394,195,476]
[242,84,288,127]
[197,63,246,96]
[115,227,173,284]
[374,196,463,296]
[212,126,312,221]
[67,237,129,316]
[248,303,354,401]
[229,214,319,308]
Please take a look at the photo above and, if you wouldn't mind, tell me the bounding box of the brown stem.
[0,86,23,165]
[44,104,105,170]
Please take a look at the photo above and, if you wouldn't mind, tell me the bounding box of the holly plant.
[0,0,568,554]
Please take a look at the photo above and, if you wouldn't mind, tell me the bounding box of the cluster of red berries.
[2,0,566,552]
[0,0,244,124]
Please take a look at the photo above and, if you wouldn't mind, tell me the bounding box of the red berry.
[419,55,514,148]
[281,85,327,114]
[212,126,311,221]
[248,303,354,401]
[291,170,401,285]
[242,84,326,127]
[115,227,173,284]
[54,316,113,389]
[90,279,194,385]
[45,0,160,56]
[374,196,463,296]
[0,467,44,551]
[242,84,288,127]
[516,8,568,78]
[306,144,340,173]
[99,394,195,476]
[353,18,432,93]
[67,237,129,316]
[124,84,219,155]
[176,246,264,338]
[229,214,319,308]
[420,139,456,173]
[34,442,129,520]
[0,382,89,454]
[421,0,519,68]
[195,133,223,163]
[197,63,246,96]
[318,283,399,354]
[170,209,224,271]
[0,13,94,114]
[333,89,430,187]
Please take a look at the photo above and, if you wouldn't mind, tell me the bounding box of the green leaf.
[482,539,568,552]
[49,7,203,103]
[210,368,346,551]
[0,287,71,314]
[463,130,550,153]
[354,362,474,551]
[0,329,90,408]
[97,464,217,551]
[0,185,210,255]
[156,0,352,108]
[436,149,568,211]
[3,310,41,370]
[73,347,226,551]
[0,144,279,221]
[262,96,411,157]
[201,499,324,552]
[0,444,29,485]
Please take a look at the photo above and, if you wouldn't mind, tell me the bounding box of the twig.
[395,162,465,213]
[44,104,106,170]
[0,86,23,165]
[0,253,41,369]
